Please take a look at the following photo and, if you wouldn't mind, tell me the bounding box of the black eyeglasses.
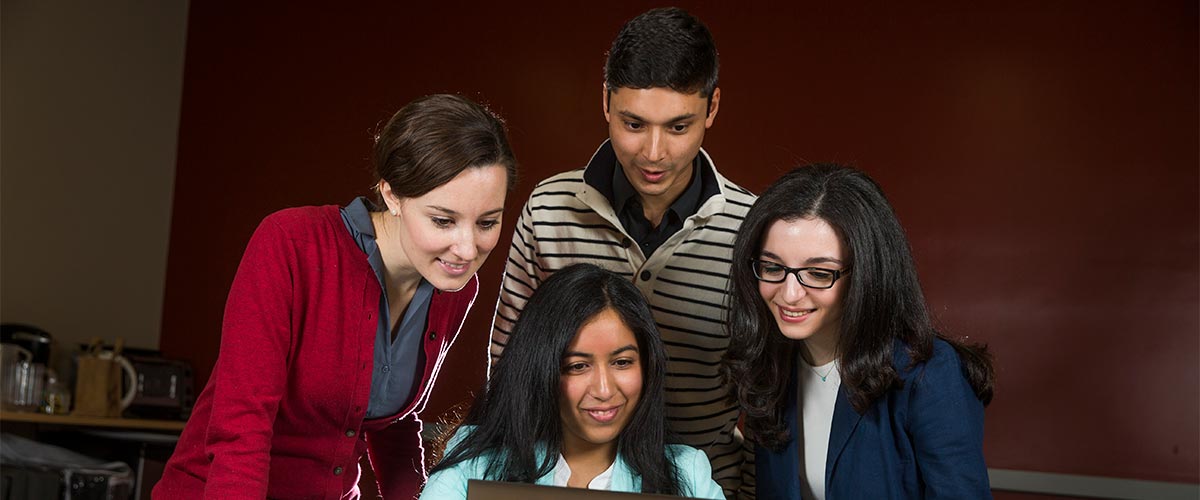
[750,259,850,289]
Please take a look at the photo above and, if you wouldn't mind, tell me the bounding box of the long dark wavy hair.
[429,263,683,494]
[723,164,995,451]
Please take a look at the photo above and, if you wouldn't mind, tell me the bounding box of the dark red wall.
[160,1,1198,484]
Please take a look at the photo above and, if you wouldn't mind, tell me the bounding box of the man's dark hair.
[604,7,719,98]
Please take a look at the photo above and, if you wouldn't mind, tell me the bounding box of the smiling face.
[558,307,643,460]
[757,217,849,361]
[603,86,719,208]
[380,165,507,291]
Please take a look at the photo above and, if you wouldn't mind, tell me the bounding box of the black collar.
[582,140,719,212]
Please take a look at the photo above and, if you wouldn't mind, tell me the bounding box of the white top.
[551,454,616,489]
[797,353,841,500]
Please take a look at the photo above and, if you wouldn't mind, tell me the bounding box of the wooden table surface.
[0,410,186,431]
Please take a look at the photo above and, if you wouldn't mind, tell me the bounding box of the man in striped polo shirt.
[488,8,757,498]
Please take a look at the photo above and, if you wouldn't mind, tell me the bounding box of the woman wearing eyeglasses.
[723,164,995,499]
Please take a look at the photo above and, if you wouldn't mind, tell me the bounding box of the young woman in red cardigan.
[155,94,518,500]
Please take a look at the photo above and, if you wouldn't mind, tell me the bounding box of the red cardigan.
[154,206,478,500]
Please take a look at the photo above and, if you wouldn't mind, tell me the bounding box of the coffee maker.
[1,324,52,365]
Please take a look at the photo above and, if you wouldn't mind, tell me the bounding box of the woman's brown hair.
[374,94,517,200]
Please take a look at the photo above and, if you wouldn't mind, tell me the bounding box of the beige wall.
[1,1,189,350]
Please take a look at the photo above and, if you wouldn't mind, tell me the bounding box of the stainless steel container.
[1,343,43,412]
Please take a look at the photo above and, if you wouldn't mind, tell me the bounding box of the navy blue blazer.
[756,339,991,499]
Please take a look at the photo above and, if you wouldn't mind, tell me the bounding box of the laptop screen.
[465,480,694,499]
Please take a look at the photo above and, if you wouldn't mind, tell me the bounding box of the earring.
[390,209,398,216]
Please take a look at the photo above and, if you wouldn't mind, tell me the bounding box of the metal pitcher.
[1,342,43,412]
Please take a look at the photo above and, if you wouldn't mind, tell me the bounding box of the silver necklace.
[809,361,837,382]
[801,342,838,382]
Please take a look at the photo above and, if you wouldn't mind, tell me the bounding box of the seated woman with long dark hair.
[420,263,723,499]
[723,164,995,499]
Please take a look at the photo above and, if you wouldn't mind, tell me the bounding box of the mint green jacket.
[420,426,724,499]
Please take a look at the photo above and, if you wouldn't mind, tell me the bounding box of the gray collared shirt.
[340,197,433,419]
[611,156,706,258]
